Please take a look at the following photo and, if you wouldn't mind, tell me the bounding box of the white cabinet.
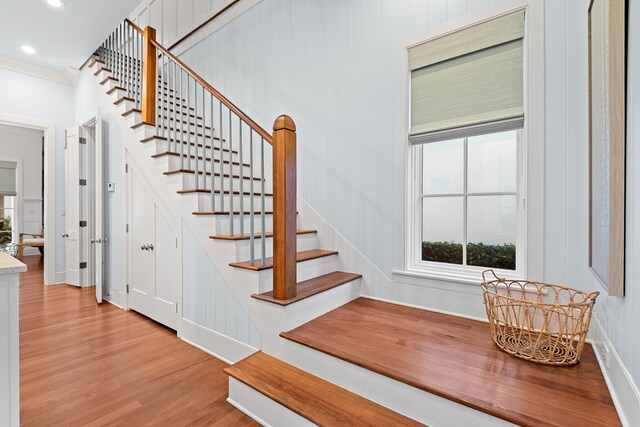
[0,253,25,427]
[127,161,180,330]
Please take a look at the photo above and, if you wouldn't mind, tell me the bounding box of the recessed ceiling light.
[20,45,37,55]
[44,0,65,8]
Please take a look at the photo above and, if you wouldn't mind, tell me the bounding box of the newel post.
[141,26,157,125]
[272,115,297,300]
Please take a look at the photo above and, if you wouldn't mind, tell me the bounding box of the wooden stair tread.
[164,169,261,180]
[252,271,362,306]
[230,249,338,271]
[141,134,226,145]
[122,108,141,117]
[192,210,277,216]
[177,189,272,196]
[225,352,423,426]
[280,298,621,427]
[210,229,316,241]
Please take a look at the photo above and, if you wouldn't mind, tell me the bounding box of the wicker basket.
[481,270,599,366]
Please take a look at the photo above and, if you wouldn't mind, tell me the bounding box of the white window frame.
[410,130,526,282]
[396,0,545,285]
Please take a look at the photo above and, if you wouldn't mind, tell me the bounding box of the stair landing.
[281,298,621,427]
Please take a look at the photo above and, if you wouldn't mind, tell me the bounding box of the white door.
[129,165,154,316]
[127,161,179,330]
[94,112,104,303]
[64,127,82,286]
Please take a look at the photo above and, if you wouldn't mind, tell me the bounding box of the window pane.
[467,130,517,193]
[467,195,517,270]
[422,139,464,195]
[0,196,15,245]
[422,197,463,264]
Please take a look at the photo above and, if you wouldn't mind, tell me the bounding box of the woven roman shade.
[409,10,525,144]
[0,160,17,196]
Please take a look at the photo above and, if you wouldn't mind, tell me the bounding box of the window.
[0,161,17,245]
[404,8,532,282]
[419,130,523,272]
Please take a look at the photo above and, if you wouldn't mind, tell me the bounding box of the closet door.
[128,165,155,316]
[127,161,179,330]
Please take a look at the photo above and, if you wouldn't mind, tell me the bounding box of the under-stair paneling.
[182,222,261,351]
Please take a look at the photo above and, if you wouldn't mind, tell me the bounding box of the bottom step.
[224,351,423,427]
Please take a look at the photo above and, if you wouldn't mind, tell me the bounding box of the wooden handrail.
[124,18,144,34]
[150,38,273,144]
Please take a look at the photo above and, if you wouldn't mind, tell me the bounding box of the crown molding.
[0,56,79,86]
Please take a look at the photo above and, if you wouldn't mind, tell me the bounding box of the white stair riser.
[227,378,315,427]
[154,140,237,162]
[234,254,338,293]
[225,232,317,261]
[180,192,274,212]
[267,339,514,427]
[116,98,138,112]
[180,173,262,193]
[166,156,252,176]
[200,214,278,235]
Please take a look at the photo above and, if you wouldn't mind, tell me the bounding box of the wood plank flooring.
[281,297,621,427]
[19,256,256,426]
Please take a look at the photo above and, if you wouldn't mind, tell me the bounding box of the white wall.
[0,68,74,276]
[0,124,43,200]
[544,0,640,421]
[179,0,507,279]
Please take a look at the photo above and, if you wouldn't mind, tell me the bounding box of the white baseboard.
[47,271,66,285]
[589,315,640,427]
[103,296,125,310]
[178,319,258,364]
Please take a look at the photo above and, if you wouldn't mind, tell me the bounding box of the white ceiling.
[0,0,140,70]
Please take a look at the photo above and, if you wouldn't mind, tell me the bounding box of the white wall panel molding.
[129,0,263,56]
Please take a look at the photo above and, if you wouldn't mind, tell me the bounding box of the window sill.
[392,268,543,295]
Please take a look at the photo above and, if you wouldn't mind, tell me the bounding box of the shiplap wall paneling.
[182,223,261,349]
[130,0,237,47]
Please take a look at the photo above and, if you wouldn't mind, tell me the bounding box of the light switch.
[108,182,116,192]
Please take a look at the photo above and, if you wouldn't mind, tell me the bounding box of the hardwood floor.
[281,298,621,427]
[19,256,256,426]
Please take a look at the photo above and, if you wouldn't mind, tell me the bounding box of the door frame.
[0,114,56,285]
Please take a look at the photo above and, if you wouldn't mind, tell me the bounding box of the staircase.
[84,19,621,427]
[88,19,382,425]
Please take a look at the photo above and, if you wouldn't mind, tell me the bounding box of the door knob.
[148,243,154,251]
[97,238,103,244]
[62,233,68,238]
[141,244,147,250]
[91,239,95,243]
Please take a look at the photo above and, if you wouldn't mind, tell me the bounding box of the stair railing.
[96,20,145,110]
[94,21,298,300]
